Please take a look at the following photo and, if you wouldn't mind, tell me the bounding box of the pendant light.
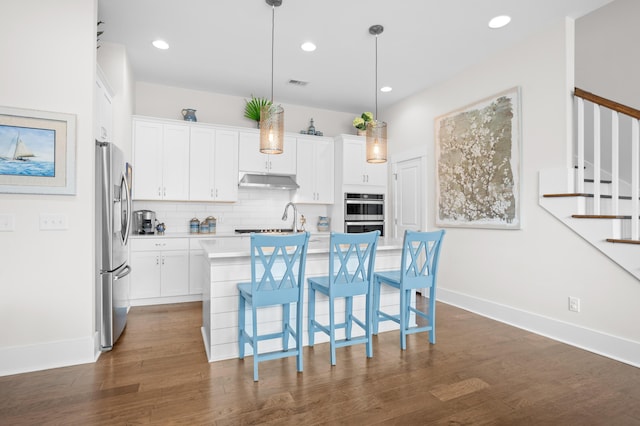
[260,0,284,154]
[366,25,387,164]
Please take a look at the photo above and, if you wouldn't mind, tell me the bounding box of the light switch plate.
[0,214,15,231]
[40,213,68,230]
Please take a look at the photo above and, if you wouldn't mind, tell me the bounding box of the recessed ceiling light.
[380,86,392,93]
[152,39,169,50]
[301,42,316,52]
[488,15,511,29]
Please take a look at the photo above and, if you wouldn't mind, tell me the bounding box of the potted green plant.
[353,111,374,135]
[244,95,272,127]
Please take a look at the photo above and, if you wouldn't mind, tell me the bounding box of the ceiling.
[98,0,613,115]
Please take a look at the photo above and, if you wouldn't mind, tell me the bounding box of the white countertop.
[200,234,403,259]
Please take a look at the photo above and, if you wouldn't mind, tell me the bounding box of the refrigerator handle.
[114,264,131,281]
[121,172,132,246]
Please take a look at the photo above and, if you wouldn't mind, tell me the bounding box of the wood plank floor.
[1,300,639,425]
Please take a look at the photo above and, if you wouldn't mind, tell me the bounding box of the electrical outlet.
[0,214,15,231]
[40,213,68,230]
[568,296,581,312]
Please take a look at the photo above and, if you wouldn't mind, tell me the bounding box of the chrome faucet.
[281,202,298,233]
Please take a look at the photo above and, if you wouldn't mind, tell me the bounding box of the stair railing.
[574,88,640,240]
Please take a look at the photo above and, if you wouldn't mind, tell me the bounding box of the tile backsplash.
[133,188,331,234]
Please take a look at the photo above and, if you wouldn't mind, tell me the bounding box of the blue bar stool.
[237,232,310,381]
[308,231,380,365]
[373,230,445,350]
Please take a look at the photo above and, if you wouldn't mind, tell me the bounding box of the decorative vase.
[357,129,366,136]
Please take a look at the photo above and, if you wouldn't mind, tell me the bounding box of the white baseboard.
[438,288,640,368]
[0,336,95,377]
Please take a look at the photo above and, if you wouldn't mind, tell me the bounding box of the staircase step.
[606,238,640,245]
[543,193,637,200]
[571,215,637,219]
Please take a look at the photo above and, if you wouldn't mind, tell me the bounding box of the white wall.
[576,0,640,110]
[0,0,97,375]
[387,18,640,365]
[135,81,356,140]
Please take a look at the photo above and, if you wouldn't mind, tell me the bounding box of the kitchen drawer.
[130,238,189,252]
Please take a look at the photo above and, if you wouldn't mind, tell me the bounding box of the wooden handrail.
[574,87,640,120]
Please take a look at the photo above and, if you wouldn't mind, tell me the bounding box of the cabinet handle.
[156,256,159,265]
[269,161,272,170]
[215,189,218,198]
[265,161,269,170]
[163,187,167,197]
[158,187,162,196]
[162,256,165,265]
[210,189,214,198]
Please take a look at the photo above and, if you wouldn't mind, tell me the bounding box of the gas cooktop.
[234,228,294,234]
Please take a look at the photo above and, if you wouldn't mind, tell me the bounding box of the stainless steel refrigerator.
[96,140,132,351]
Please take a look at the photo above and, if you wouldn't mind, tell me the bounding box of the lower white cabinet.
[189,239,206,295]
[130,238,189,302]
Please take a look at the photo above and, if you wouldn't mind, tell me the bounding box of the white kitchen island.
[199,234,405,362]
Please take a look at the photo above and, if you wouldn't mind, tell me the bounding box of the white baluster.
[631,119,639,240]
[593,103,601,215]
[577,97,585,193]
[611,111,619,216]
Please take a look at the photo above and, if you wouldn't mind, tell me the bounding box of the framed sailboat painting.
[0,106,76,194]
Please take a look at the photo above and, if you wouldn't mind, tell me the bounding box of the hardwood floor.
[1,300,639,425]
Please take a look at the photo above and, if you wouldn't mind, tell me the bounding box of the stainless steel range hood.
[238,173,299,190]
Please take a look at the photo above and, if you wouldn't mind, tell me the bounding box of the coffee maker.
[133,210,156,234]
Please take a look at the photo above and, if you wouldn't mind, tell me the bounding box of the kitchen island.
[199,234,407,362]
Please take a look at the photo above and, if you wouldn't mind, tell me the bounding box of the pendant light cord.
[375,33,378,120]
[271,5,275,103]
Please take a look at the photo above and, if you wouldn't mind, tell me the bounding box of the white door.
[393,157,424,238]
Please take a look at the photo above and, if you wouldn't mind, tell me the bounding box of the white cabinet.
[133,118,190,200]
[189,239,206,295]
[129,238,190,301]
[95,71,113,142]
[189,126,239,202]
[238,131,297,175]
[294,136,334,204]
[340,136,387,187]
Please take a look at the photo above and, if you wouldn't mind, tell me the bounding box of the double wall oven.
[344,193,384,236]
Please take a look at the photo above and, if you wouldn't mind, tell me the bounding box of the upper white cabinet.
[238,131,297,175]
[294,136,334,204]
[95,71,113,142]
[338,135,387,187]
[189,126,239,202]
[133,118,190,200]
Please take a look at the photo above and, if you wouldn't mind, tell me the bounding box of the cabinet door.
[342,139,366,185]
[160,251,189,296]
[129,251,161,299]
[268,136,297,175]
[314,139,334,203]
[364,160,388,187]
[294,138,316,203]
[95,77,112,142]
[213,129,239,201]
[238,132,268,173]
[189,126,216,201]
[133,120,163,200]
[162,124,190,200]
[189,250,205,295]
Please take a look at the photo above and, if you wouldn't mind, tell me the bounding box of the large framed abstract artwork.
[0,106,76,195]
[435,87,521,229]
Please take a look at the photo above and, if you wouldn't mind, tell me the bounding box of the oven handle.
[345,200,384,205]
[345,221,385,226]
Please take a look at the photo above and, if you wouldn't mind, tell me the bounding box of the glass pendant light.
[366,25,387,164]
[260,0,284,154]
